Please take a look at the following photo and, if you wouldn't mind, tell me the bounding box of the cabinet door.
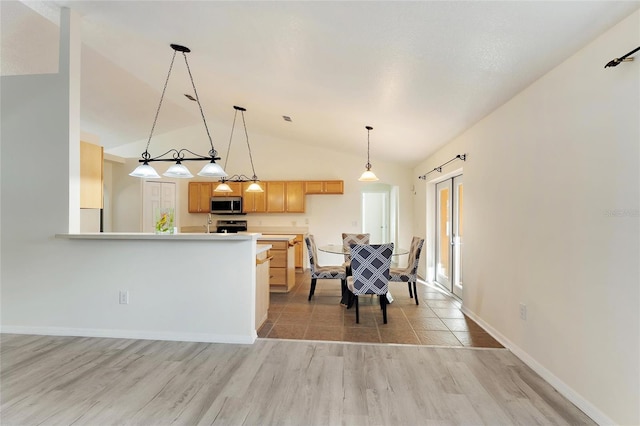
[294,234,304,268]
[304,181,324,194]
[242,181,267,212]
[212,181,242,197]
[188,182,211,213]
[324,180,344,194]
[266,181,286,213]
[286,181,305,213]
[304,180,344,195]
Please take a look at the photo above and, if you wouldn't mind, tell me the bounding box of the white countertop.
[256,234,296,241]
[256,244,272,254]
[248,226,309,234]
[57,232,261,241]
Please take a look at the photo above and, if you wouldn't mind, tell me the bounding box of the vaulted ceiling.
[2,1,638,166]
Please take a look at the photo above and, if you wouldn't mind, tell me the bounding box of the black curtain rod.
[418,154,466,180]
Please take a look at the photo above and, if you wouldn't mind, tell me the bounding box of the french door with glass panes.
[435,175,463,298]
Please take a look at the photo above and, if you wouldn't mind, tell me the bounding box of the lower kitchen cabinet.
[294,234,305,269]
[255,249,272,329]
[259,237,296,293]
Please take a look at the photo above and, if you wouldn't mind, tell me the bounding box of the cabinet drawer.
[270,250,287,267]
[270,268,286,285]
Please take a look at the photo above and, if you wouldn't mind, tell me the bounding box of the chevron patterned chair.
[346,243,394,324]
[389,236,425,305]
[305,235,347,301]
[341,233,370,267]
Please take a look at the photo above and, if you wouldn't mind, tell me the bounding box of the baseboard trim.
[460,306,614,426]
[0,325,256,345]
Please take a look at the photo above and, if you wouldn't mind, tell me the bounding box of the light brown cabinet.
[189,179,341,214]
[304,180,344,195]
[266,181,305,213]
[266,181,286,212]
[80,141,103,209]
[259,238,296,293]
[212,181,242,197]
[294,234,305,269]
[242,182,267,213]
[286,181,306,213]
[188,182,212,213]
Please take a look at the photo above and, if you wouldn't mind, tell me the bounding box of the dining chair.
[389,236,425,305]
[305,235,347,301]
[341,233,370,266]
[346,243,394,324]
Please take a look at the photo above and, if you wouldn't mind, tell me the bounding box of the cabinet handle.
[256,256,274,265]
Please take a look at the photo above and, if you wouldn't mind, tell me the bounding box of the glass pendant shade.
[163,162,193,178]
[197,161,228,178]
[129,163,161,178]
[358,169,379,182]
[214,182,233,192]
[245,182,264,192]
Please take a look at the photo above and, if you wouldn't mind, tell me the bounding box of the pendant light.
[213,106,264,193]
[358,125,379,182]
[130,44,227,179]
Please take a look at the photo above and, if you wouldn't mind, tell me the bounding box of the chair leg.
[381,294,388,324]
[340,279,348,306]
[308,278,317,301]
[355,296,360,324]
[408,282,413,299]
[413,281,419,305]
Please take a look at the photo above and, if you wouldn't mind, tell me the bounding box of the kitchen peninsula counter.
[47,232,263,344]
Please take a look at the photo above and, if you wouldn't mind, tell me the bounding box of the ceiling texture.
[2,1,639,166]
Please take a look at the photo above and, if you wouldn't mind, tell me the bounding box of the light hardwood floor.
[1,334,594,425]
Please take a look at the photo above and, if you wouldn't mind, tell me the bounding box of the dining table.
[317,243,409,306]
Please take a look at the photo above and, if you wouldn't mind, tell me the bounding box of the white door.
[143,181,176,232]
[435,175,464,298]
[452,175,464,298]
[362,192,389,244]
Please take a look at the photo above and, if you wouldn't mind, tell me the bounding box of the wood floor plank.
[0,334,595,426]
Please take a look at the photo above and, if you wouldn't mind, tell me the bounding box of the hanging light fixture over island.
[129,44,227,179]
[214,106,263,193]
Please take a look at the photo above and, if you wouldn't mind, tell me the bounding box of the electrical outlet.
[519,303,527,320]
[119,291,129,305]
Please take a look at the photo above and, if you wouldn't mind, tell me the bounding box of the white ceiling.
[2,1,638,166]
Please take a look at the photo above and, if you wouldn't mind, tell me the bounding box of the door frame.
[424,168,464,297]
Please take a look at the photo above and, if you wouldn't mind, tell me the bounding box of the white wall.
[1,9,258,344]
[109,123,415,265]
[413,11,640,425]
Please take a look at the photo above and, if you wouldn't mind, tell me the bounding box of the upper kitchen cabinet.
[80,141,103,209]
[188,182,212,213]
[267,181,305,213]
[286,181,305,213]
[212,181,242,197]
[304,180,344,195]
[242,181,267,213]
[266,181,286,212]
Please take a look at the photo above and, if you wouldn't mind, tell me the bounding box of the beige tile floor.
[258,271,503,348]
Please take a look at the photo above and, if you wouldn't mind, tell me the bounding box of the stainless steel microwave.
[210,196,243,215]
